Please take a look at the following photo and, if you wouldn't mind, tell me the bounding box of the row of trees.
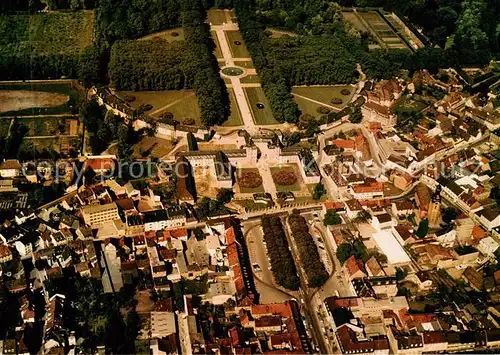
[181,0,230,126]
[236,3,299,123]
[261,216,301,290]
[288,212,329,288]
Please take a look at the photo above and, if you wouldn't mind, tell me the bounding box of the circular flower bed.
[330,97,343,105]
[341,88,351,95]
[316,106,330,114]
[222,67,244,76]
[239,171,263,188]
[272,170,297,186]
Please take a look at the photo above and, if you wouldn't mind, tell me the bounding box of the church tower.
[428,185,442,226]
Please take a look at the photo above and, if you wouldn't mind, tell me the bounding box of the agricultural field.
[270,165,302,192]
[207,9,230,25]
[138,28,185,42]
[211,31,223,59]
[244,87,278,125]
[117,90,202,125]
[0,81,82,116]
[292,85,355,109]
[225,31,251,58]
[357,11,410,50]
[0,11,94,56]
[223,89,243,126]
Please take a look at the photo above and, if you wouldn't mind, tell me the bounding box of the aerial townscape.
[4,0,500,354]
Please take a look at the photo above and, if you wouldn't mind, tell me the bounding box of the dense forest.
[108,40,190,91]
[261,216,301,290]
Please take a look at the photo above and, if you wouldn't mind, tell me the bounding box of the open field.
[223,89,244,126]
[225,30,251,58]
[236,168,265,194]
[292,85,355,108]
[270,165,302,192]
[244,87,278,125]
[139,28,185,42]
[17,116,79,137]
[0,11,94,56]
[131,136,175,159]
[293,96,329,118]
[117,90,202,125]
[207,9,230,25]
[0,90,68,114]
[0,81,82,116]
[210,31,223,59]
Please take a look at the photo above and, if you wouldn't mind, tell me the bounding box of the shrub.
[330,97,343,105]
[171,32,179,37]
[123,94,136,102]
[140,104,153,112]
[272,170,297,186]
[160,112,174,120]
[239,171,263,188]
[340,88,351,95]
[316,106,330,114]
[183,118,195,125]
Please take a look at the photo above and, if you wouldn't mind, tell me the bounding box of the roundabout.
[221,66,245,77]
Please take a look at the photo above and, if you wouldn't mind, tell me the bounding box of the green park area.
[292,85,355,108]
[223,89,243,126]
[270,165,302,192]
[236,168,266,194]
[211,31,223,59]
[225,30,251,58]
[394,97,428,114]
[207,9,229,25]
[244,87,278,125]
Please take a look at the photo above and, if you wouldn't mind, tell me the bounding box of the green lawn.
[240,75,261,84]
[118,90,194,112]
[18,117,63,136]
[236,168,265,194]
[234,60,254,69]
[225,30,251,58]
[211,30,223,59]
[207,9,228,25]
[293,96,329,118]
[223,89,243,126]
[394,97,428,114]
[139,28,185,42]
[0,81,82,116]
[270,166,302,192]
[244,87,278,125]
[160,94,202,125]
[0,11,94,56]
[292,85,355,108]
